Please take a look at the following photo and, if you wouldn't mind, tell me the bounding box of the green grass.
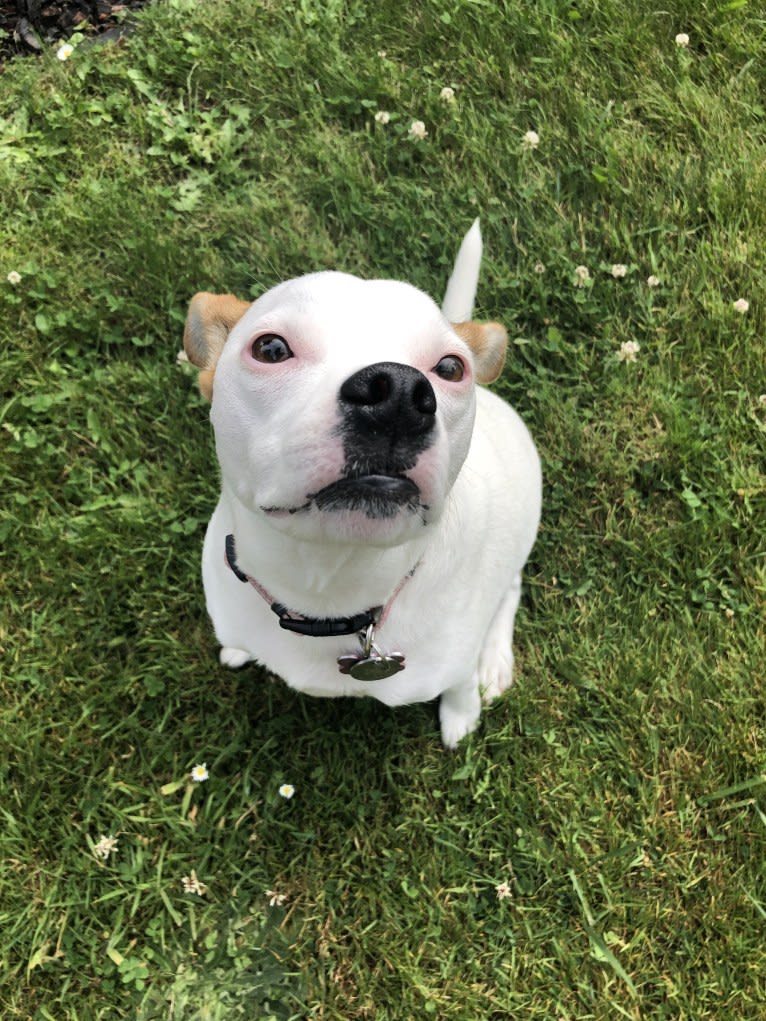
[2,0,766,1017]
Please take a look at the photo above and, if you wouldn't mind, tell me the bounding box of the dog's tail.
[441,218,482,322]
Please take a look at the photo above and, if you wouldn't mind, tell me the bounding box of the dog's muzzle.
[306,361,437,519]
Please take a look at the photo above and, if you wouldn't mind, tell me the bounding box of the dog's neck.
[225,490,430,620]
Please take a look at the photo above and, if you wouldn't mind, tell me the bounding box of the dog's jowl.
[183,221,542,747]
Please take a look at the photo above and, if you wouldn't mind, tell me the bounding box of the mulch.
[0,0,151,67]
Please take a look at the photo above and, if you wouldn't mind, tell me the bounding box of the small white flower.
[647,275,660,288]
[190,763,209,783]
[181,870,207,896]
[573,265,591,287]
[611,263,628,278]
[6,271,21,285]
[278,783,295,800]
[377,50,387,58]
[675,33,690,48]
[374,110,391,125]
[733,298,749,314]
[266,889,287,907]
[534,262,546,274]
[57,43,74,61]
[93,834,119,861]
[439,86,456,103]
[522,129,540,150]
[408,120,427,141]
[616,340,641,363]
[495,881,512,901]
[758,394,766,406]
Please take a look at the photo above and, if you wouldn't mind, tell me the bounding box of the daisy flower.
[278,783,295,800]
[190,763,209,783]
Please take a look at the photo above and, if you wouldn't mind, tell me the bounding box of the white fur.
[198,225,541,747]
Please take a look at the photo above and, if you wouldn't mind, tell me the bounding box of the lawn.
[1,0,765,1017]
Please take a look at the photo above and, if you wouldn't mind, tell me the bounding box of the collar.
[224,534,418,638]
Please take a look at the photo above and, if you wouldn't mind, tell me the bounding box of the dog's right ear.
[183,292,251,400]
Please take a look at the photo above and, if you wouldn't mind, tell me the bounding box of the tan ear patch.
[183,292,250,400]
[453,321,508,384]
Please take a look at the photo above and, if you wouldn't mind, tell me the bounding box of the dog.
[182,220,541,747]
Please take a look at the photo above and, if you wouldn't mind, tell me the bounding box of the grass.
[2,0,765,1016]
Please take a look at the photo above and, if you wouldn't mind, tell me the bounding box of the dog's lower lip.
[322,474,419,497]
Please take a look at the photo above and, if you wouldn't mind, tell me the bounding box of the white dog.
[183,221,541,747]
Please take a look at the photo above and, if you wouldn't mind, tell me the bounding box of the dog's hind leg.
[476,573,522,704]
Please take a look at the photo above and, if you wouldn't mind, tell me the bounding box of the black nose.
[339,362,436,440]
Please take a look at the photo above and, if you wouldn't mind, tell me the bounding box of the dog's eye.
[251,334,293,363]
[433,355,465,382]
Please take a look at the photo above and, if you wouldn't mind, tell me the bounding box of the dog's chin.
[261,475,431,545]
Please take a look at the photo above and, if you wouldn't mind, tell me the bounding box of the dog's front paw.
[477,648,514,704]
[439,685,481,749]
[219,646,252,669]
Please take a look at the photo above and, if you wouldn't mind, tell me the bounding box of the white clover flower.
[495,881,512,901]
[439,86,456,103]
[758,394,766,406]
[534,262,546,274]
[616,340,641,363]
[522,129,540,150]
[278,783,295,799]
[6,271,21,285]
[374,110,391,125]
[93,834,119,861]
[647,275,660,288]
[573,265,591,287]
[675,33,690,48]
[733,298,749,314]
[611,263,628,278]
[190,763,209,783]
[266,889,287,907]
[181,870,207,896]
[408,120,427,141]
[57,43,74,61]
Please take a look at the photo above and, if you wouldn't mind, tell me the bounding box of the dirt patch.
[1,0,151,67]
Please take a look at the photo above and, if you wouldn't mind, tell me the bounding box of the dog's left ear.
[183,292,251,400]
[453,321,508,384]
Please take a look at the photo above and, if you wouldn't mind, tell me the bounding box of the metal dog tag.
[337,624,406,680]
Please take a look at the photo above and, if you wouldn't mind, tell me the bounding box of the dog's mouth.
[262,474,427,521]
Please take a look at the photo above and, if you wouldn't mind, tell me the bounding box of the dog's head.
[184,272,507,546]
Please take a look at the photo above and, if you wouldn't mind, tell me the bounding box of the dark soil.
[0,0,151,67]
